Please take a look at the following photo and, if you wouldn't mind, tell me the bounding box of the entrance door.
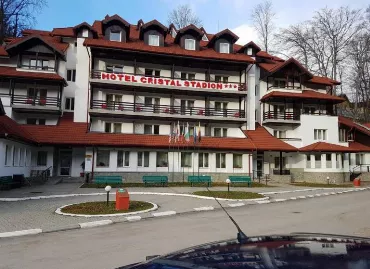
[59,151,72,176]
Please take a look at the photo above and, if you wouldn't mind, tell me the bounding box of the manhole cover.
[292,211,301,214]
[30,191,43,194]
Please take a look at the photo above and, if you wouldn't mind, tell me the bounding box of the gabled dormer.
[174,24,203,51]
[137,19,144,30]
[140,20,168,47]
[73,22,98,39]
[207,29,239,54]
[237,41,261,57]
[102,14,130,42]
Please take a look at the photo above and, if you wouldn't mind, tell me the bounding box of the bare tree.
[0,0,47,43]
[167,4,202,29]
[251,0,276,52]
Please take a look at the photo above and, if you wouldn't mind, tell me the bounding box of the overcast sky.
[36,0,369,47]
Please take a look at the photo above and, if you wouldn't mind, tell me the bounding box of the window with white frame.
[138,152,150,167]
[156,152,168,167]
[82,29,89,37]
[214,128,227,137]
[109,30,121,41]
[202,34,208,41]
[314,129,327,141]
[28,59,49,70]
[247,47,253,55]
[66,69,76,82]
[233,154,243,169]
[219,43,230,53]
[19,148,25,167]
[106,64,124,73]
[117,151,130,167]
[5,145,12,166]
[96,150,110,167]
[148,34,159,46]
[144,125,159,135]
[180,72,195,80]
[181,152,192,167]
[198,153,209,168]
[13,147,19,166]
[37,151,47,166]
[184,39,196,50]
[339,128,347,142]
[65,97,75,111]
[216,153,226,168]
[105,122,122,133]
[273,130,286,138]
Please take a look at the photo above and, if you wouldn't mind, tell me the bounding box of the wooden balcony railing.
[91,100,246,118]
[12,95,61,108]
[90,70,247,91]
[263,111,300,121]
[18,65,56,72]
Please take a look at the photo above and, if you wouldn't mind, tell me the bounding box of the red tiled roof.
[0,115,36,144]
[92,20,103,37]
[338,116,370,137]
[299,142,353,152]
[0,46,8,57]
[261,90,345,103]
[309,76,341,85]
[0,66,66,82]
[22,113,255,150]
[22,29,51,36]
[51,27,75,37]
[364,123,370,128]
[84,39,254,63]
[258,62,282,72]
[348,142,370,152]
[6,35,69,54]
[243,124,297,151]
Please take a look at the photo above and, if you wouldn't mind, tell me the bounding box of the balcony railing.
[263,111,300,121]
[90,70,247,92]
[18,65,56,72]
[91,100,245,118]
[12,95,61,108]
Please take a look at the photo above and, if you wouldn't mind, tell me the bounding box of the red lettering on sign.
[101,73,110,80]
[117,74,124,81]
[158,79,163,85]
[124,76,130,82]
[216,83,222,90]
[211,83,216,89]
[140,77,147,83]
[147,77,153,84]
[132,76,138,82]
[184,81,189,87]
[110,74,117,80]
[164,79,170,85]
[190,81,196,87]
[170,80,175,86]
[195,82,201,88]
[176,80,182,86]
[202,82,207,88]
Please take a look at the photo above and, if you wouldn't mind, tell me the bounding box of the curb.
[1,187,369,239]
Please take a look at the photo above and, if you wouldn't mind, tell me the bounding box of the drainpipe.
[86,46,91,132]
[91,146,95,181]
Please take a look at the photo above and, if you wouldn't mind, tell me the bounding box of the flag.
[169,122,172,143]
[181,122,185,142]
[193,124,197,143]
[198,122,201,143]
[175,121,180,142]
[184,122,190,142]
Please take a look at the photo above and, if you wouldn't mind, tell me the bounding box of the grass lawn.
[291,182,354,188]
[61,201,154,215]
[80,182,272,188]
[192,191,264,199]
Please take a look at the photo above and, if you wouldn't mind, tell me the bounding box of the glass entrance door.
[59,151,72,176]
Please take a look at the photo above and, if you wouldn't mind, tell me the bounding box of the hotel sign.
[99,72,240,90]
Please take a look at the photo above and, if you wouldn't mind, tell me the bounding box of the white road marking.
[79,220,113,228]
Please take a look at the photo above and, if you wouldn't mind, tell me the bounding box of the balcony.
[90,70,247,96]
[11,95,61,114]
[17,64,56,72]
[263,111,300,125]
[90,100,246,122]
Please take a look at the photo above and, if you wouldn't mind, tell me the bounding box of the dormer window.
[109,30,121,42]
[82,29,89,38]
[202,34,208,41]
[247,47,253,55]
[185,39,195,50]
[220,43,230,54]
[149,34,159,46]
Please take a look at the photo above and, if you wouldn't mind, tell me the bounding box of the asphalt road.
[1,190,369,269]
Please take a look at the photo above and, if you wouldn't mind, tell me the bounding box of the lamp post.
[105,185,112,206]
[226,178,231,193]
[327,176,330,185]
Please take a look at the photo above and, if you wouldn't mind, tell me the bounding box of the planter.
[118,105,124,111]
[39,99,46,106]
[80,172,85,177]
[197,109,204,115]
[101,104,107,109]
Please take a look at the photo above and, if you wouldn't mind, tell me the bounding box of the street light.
[105,185,112,206]
[327,176,330,185]
[226,178,231,193]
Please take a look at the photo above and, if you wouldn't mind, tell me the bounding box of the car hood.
[119,233,370,269]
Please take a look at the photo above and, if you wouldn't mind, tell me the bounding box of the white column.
[343,153,350,171]
[321,154,326,169]
[246,66,256,130]
[84,147,93,172]
[310,154,315,168]
[337,153,342,169]
[331,153,336,169]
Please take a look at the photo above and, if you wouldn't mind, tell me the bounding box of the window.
[181,73,195,80]
[65,97,75,111]
[113,123,122,133]
[27,118,37,125]
[144,125,152,134]
[138,152,150,167]
[303,107,316,114]
[19,149,25,167]
[5,145,12,166]
[96,150,110,167]
[38,119,46,125]
[109,30,121,41]
[314,129,327,141]
[13,147,19,166]
[220,43,230,53]
[153,125,159,135]
[74,42,77,52]
[339,128,347,142]
[104,122,121,133]
[216,153,226,168]
[117,151,130,167]
[233,154,243,169]
[105,122,111,133]
[67,69,76,82]
[28,88,37,98]
[315,154,321,168]
[82,29,89,37]
[145,69,153,77]
[356,154,364,165]
[273,130,286,138]
[185,39,196,50]
[37,151,47,166]
[273,79,286,88]
[214,128,227,137]
[181,152,192,167]
[274,157,286,169]
[306,154,311,168]
[188,73,195,81]
[181,72,187,80]
[154,70,161,78]
[148,34,159,46]
[198,153,209,168]
[156,152,168,167]
[28,59,49,70]
[215,76,221,83]
[247,47,253,55]
[106,64,123,73]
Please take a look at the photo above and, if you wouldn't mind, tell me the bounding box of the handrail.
[18,64,56,72]
[92,100,246,118]
[263,111,300,121]
[40,166,52,183]
[12,94,61,107]
[90,70,247,91]
[351,164,370,174]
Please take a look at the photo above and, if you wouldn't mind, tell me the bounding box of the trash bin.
[354,178,361,187]
[116,188,129,210]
